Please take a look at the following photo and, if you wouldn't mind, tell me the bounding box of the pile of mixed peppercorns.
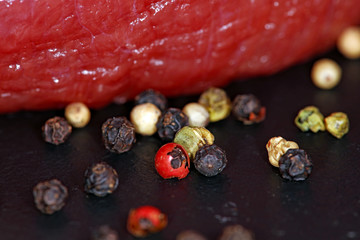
[37,86,266,237]
[36,83,352,237]
[104,88,266,180]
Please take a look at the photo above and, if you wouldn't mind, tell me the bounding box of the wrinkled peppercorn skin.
[157,108,189,142]
[295,106,325,133]
[219,224,254,240]
[266,136,299,168]
[135,89,168,112]
[84,162,119,197]
[232,94,266,124]
[325,112,349,139]
[194,144,227,177]
[279,149,313,181]
[33,179,68,214]
[198,87,232,122]
[174,126,214,160]
[102,117,136,153]
[127,206,168,237]
[42,116,72,145]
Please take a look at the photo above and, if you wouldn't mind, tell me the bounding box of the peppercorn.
[91,225,119,240]
[127,205,168,237]
[218,224,254,240]
[266,136,299,168]
[194,144,227,177]
[174,126,215,160]
[232,94,266,124]
[64,102,91,128]
[102,116,136,153]
[176,230,207,240]
[130,103,162,136]
[198,87,232,122]
[324,112,350,139]
[279,149,312,181]
[155,143,190,180]
[84,162,119,197]
[42,116,72,145]
[294,106,325,133]
[134,89,168,112]
[311,58,342,90]
[157,108,189,142]
[182,102,210,127]
[337,26,360,59]
[33,179,68,214]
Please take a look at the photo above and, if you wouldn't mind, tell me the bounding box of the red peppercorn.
[155,143,190,180]
[127,205,168,237]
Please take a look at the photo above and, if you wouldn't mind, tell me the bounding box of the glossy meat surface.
[0,0,359,112]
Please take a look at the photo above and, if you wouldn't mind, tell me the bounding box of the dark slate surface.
[0,49,359,240]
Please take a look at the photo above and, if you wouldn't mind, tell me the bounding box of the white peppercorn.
[130,103,161,136]
[311,58,342,90]
[182,102,210,127]
[337,26,360,59]
[65,102,91,128]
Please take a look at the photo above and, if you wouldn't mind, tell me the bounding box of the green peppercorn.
[198,87,231,122]
[324,112,349,139]
[294,106,325,133]
[173,126,214,160]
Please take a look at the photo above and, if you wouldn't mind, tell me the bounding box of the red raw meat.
[0,0,359,113]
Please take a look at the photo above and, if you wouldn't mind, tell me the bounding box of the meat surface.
[0,0,360,113]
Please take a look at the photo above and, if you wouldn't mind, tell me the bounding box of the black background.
[0,49,359,240]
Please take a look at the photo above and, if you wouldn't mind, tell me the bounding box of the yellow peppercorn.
[311,58,342,90]
[337,26,360,59]
[324,112,350,139]
[64,102,91,128]
[266,136,299,168]
[198,87,231,122]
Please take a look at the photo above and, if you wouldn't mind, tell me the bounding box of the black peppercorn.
[33,179,68,214]
[84,162,119,197]
[157,108,189,142]
[42,116,72,145]
[102,116,136,153]
[279,149,313,181]
[135,89,168,112]
[194,144,227,177]
[218,224,254,240]
[92,225,119,240]
[176,230,207,240]
[232,94,266,124]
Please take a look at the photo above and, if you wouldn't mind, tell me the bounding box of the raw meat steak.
[0,0,359,113]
